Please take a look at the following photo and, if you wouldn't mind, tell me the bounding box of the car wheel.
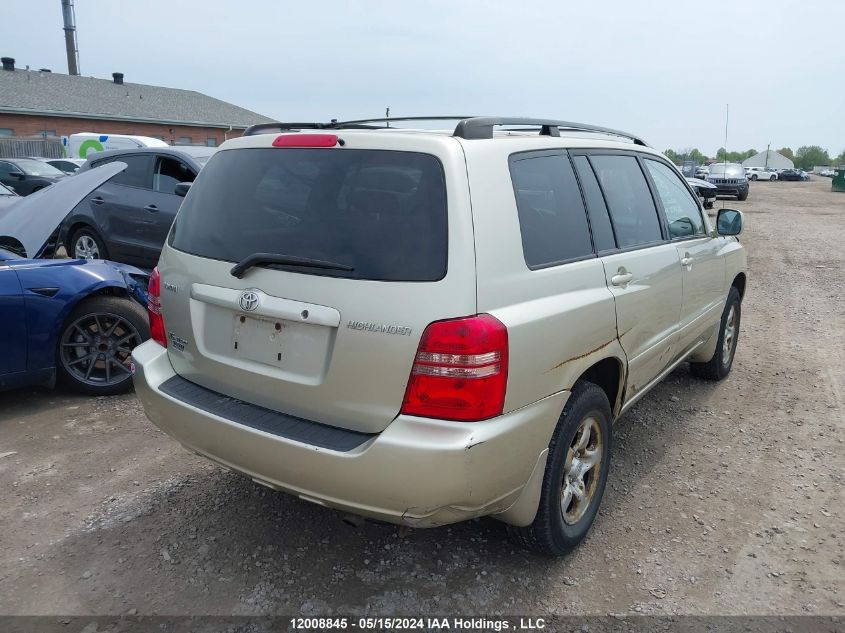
[71,227,108,260]
[704,198,714,209]
[737,190,748,201]
[56,296,150,395]
[690,287,741,381]
[507,381,612,556]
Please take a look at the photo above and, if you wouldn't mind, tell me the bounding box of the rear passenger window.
[572,156,616,252]
[104,155,153,189]
[509,153,594,268]
[644,160,705,238]
[589,155,663,248]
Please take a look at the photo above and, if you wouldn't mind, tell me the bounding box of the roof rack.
[453,117,647,145]
[243,116,648,146]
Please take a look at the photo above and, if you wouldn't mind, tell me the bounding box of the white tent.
[742,150,794,170]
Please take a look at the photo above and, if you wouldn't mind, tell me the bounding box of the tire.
[704,198,714,210]
[737,190,748,201]
[507,382,612,556]
[751,174,758,181]
[56,295,150,396]
[70,227,108,260]
[690,286,741,381]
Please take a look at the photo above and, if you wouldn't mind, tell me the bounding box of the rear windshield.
[170,148,448,281]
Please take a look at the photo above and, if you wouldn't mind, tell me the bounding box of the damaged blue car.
[0,163,150,395]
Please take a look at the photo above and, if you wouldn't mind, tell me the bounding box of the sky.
[3,0,843,157]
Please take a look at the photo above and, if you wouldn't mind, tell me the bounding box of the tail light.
[272,134,338,148]
[148,266,167,348]
[401,314,508,422]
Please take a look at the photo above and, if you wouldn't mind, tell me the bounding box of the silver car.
[132,117,747,556]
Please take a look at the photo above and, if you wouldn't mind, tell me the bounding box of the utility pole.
[61,0,80,75]
[765,142,770,169]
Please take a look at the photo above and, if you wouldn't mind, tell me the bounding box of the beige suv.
[132,117,747,556]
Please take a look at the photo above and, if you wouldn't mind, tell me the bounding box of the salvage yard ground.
[0,178,843,616]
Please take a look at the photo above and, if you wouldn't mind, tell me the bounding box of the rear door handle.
[611,272,633,286]
[143,204,159,212]
[91,196,104,205]
[681,253,694,267]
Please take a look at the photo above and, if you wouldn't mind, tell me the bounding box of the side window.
[588,155,663,248]
[572,155,616,252]
[509,152,594,268]
[0,161,18,176]
[154,157,195,194]
[644,160,705,238]
[109,155,153,189]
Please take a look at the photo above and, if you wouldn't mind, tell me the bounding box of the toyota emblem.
[239,290,260,312]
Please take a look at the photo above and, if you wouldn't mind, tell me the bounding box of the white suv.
[746,166,778,181]
[132,117,747,556]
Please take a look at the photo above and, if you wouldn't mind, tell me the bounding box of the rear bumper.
[131,340,566,527]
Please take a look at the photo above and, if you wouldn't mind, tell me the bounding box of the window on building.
[206,137,217,147]
[176,136,192,145]
[40,130,57,138]
[0,128,13,137]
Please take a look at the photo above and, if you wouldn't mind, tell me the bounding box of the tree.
[794,146,831,170]
[835,150,845,167]
[664,149,681,164]
[777,147,794,161]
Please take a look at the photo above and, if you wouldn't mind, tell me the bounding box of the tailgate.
[156,134,476,434]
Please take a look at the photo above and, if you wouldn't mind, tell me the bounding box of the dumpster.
[833,167,845,192]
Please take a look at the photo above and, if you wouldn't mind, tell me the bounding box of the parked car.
[778,168,804,181]
[694,165,709,179]
[44,158,87,174]
[0,157,66,195]
[745,166,777,181]
[686,176,717,209]
[0,162,150,395]
[818,169,835,177]
[59,146,215,268]
[707,162,749,200]
[132,116,747,556]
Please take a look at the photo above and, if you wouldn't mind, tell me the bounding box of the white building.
[742,149,794,170]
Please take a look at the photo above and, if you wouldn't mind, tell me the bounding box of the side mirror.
[717,208,744,236]
[174,182,192,197]
[10,172,25,180]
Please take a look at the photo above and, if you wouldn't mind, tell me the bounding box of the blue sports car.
[0,163,151,395]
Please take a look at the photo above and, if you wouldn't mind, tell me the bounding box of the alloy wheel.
[59,312,142,387]
[75,235,100,259]
[561,415,604,525]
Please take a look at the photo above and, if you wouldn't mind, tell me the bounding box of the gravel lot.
[1,178,843,617]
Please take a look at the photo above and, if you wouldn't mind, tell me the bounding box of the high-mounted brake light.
[272,134,338,148]
[401,314,508,422]
[147,267,167,348]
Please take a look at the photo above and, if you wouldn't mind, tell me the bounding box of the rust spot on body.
[546,338,614,373]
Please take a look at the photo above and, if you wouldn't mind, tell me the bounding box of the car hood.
[0,162,125,258]
[686,177,717,190]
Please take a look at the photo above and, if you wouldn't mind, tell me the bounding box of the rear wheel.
[57,296,149,395]
[690,287,741,381]
[507,382,612,556]
[71,227,107,260]
[751,174,758,181]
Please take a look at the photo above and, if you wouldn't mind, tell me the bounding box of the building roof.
[0,68,275,129]
[741,149,794,170]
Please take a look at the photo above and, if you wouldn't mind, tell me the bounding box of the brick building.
[0,57,274,147]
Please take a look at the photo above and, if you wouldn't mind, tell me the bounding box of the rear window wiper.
[230,252,354,278]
